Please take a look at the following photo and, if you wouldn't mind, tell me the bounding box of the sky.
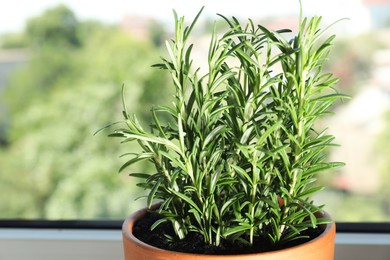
[0,0,370,34]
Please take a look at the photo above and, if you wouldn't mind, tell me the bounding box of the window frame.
[1,220,390,233]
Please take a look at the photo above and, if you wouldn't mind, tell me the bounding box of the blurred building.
[363,0,390,28]
[121,15,155,41]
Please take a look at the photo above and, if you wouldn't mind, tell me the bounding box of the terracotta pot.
[122,207,336,260]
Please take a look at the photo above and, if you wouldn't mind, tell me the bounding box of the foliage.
[148,21,167,47]
[26,4,80,48]
[0,33,28,49]
[375,110,390,200]
[104,6,346,247]
[0,5,171,218]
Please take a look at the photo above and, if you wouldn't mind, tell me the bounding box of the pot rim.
[122,205,336,258]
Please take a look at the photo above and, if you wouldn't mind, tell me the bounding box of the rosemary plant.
[103,7,346,247]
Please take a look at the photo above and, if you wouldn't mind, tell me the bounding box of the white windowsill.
[0,229,390,260]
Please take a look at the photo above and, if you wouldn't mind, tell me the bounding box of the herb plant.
[102,6,346,248]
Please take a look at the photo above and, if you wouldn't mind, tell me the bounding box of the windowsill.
[1,223,390,260]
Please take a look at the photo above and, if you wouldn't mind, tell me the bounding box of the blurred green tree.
[0,33,28,49]
[26,4,80,48]
[376,110,390,215]
[0,5,171,219]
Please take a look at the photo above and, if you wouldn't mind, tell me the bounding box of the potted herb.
[99,4,346,260]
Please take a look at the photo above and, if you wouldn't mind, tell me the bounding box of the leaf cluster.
[105,7,346,247]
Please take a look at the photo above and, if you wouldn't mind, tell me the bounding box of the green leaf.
[184,6,204,39]
[169,188,201,214]
[209,164,222,194]
[220,197,238,216]
[230,164,253,185]
[147,179,162,208]
[122,133,184,157]
[129,173,151,179]
[203,125,227,149]
[304,162,344,176]
[210,71,236,93]
[151,107,167,139]
[93,121,123,136]
[185,44,194,67]
[159,151,186,172]
[316,217,332,225]
[151,217,170,231]
[256,120,282,146]
[310,93,350,103]
[297,186,324,198]
[119,153,154,173]
[223,224,251,237]
[188,208,202,226]
[240,126,254,144]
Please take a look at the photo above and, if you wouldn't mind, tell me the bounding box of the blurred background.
[0,0,389,221]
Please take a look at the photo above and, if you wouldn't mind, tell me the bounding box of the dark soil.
[132,210,324,255]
